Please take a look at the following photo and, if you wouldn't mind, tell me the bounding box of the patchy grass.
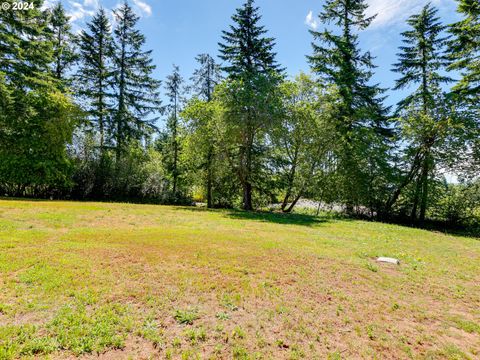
[0,199,479,359]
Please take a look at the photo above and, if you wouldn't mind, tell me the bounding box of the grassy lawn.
[0,200,479,359]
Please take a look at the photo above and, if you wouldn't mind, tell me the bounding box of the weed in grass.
[137,319,163,347]
[453,319,480,334]
[20,337,58,356]
[181,349,200,360]
[0,304,10,315]
[184,327,207,345]
[221,294,240,311]
[172,337,182,348]
[366,324,376,340]
[216,311,230,320]
[365,262,379,273]
[289,344,305,359]
[174,309,199,325]
[427,344,471,359]
[232,345,249,360]
[232,326,246,339]
[391,303,400,311]
[327,352,342,360]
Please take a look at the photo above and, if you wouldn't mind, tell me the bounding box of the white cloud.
[365,0,451,28]
[133,0,152,17]
[305,10,319,30]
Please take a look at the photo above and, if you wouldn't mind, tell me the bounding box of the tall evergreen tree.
[308,0,391,213]
[219,0,282,78]
[448,0,480,175]
[164,65,184,195]
[189,54,222,207]
[393,3,452,112]
[392,4,452,222]
[448,0,480,99]
[48,2,77,84]
[218,0,283,210]
[112,1,161,157]
[0,0,78,197]
[76,8,114,151]
[0,0,53,90]
[190,53,222,102]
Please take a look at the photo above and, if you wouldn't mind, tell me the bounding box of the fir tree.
[48,2,77,84]
[218,0,283,210]
[76,8,114,151]
[308,0,390,213]
[448,0,480,175]
[393,3,452,112]
[0,0,54,90]
[190,53,222,102]
[219,0,282,78]
[164,65,184,195]
[188,54,222,207]
[448,0,480,99]
[112,1,162,156]
[392,4,452,223]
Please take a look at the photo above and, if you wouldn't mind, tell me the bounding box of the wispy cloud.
[365,0,452,28]
[133,0,152,17]
[67,0,97,23]
[305,10,318,30]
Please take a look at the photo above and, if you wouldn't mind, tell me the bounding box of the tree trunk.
[410,176,421,223]
[419,156,430,223]
[206,145,214,208]
[243,181,253,211]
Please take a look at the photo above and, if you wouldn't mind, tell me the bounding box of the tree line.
[0,0,479,229]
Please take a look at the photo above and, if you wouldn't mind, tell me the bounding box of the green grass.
[0,199,479,359]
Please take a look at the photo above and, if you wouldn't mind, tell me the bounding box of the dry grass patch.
[0,200,479,359]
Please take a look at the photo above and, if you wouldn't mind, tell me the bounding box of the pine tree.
[308,0,390,214]
[218,0,283,210]
[448,0,480,99]
[0,0,54,90]
[112,1,161,157]
[219,0,282,78]
[190,53,222,102]
[393,3,452,112]
[0,0,78,197]
[164,65,184,195]
[448,0,480,175]
[189,54,222,207]
[392,4,452,222]
[76,8,114,151]
[48,2,77,84]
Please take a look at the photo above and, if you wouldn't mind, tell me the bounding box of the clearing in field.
[0,200,479,359]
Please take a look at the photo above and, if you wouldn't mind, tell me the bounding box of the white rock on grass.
[377,257,400,265]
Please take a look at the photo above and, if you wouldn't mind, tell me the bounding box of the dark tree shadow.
[173,205,348,227]
[224,209,330,227]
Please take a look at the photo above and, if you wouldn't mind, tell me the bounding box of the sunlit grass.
[0,200,478,359]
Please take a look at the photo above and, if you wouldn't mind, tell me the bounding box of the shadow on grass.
[226,210,330,227]
[175,206,339,227]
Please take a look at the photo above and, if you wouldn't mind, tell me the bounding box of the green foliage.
[308,0,393,214]
[76,8,114,149]
[271,73,336,212]
[218,0,283,210]
[0,89,80,197]
[448,0,480,99]
[112,1,161,151]
[219,0,282,78]
[174,309,199,325]
[47,2,77,83]
[393,4,452,112]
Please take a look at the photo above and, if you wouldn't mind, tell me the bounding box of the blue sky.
[47,0,460,107]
